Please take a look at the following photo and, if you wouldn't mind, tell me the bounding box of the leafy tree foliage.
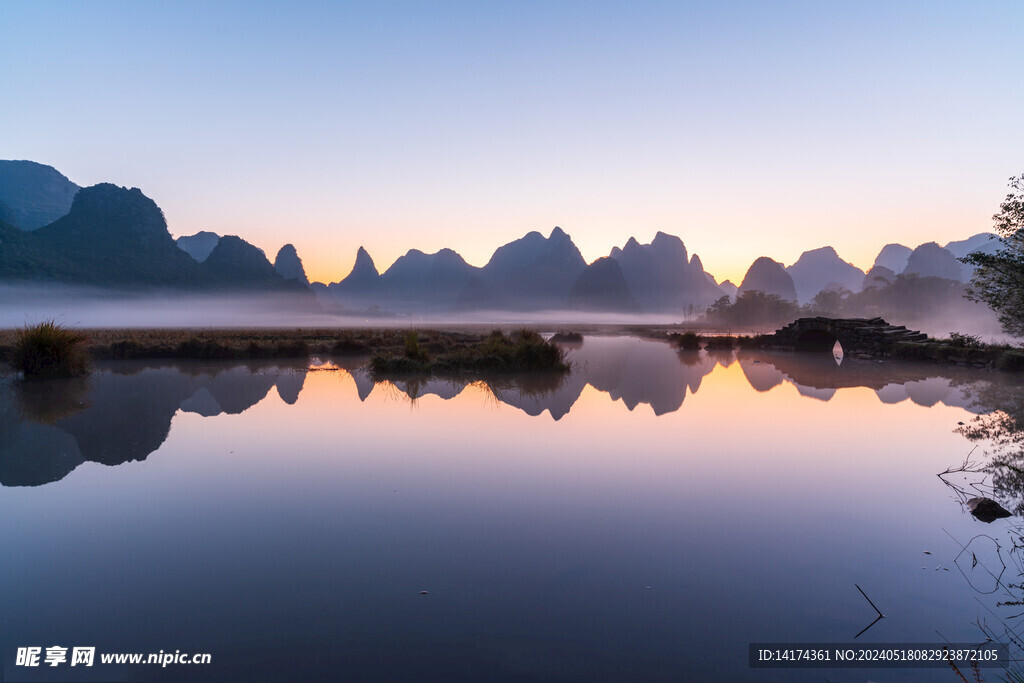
[707,276,987,329]
[961,174,1024,339]
[703,290,801,326]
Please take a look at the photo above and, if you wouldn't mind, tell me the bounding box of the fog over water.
[0,284,1011,342]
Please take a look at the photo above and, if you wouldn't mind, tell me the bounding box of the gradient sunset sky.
[2,1,1022,285]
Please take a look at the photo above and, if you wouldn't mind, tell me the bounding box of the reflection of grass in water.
[371,367,569,409]
[705,347,736,368]
[676,350,703,367]
[945,399,1024,681]
[15,376,90,424]
[703,335,737,351]
[371,375,432,406]
[482,371,568,399]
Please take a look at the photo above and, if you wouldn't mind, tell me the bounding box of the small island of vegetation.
[369,329,569,376]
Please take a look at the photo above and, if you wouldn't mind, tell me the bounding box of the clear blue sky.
[2,0,1022,283]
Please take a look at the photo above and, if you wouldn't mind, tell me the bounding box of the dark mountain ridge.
[0,160,80,230]
[274,244,310,285]
[1,183,306,293]
[0,159,997,315]
[31,183,203,286]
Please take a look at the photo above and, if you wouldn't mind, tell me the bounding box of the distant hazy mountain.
[862,265,897,289]
[688,253,719,298]
[0,160,80,230]
[568,257,640,312]
[945,232,1000,281]
[902,242,963,281]
[379,248,477,308]
[717,279,738,301]
[608,232,723,311]
[785,246,864,302]
[454,274,496,311]
[739,257,798,301]
[944,232,999,259]
[273,244,309,285]
[177,231,221,262]
[476,227,586,309]
[342,247,380,287]
[323,229,587,312]
[873,243,913,273]
[324,246,380,306]
[202,236,302,290]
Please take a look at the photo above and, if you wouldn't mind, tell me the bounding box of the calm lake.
[2,335,1024,682]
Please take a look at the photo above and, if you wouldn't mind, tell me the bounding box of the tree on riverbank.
[962,174,1024,339]
[703,291,801,327]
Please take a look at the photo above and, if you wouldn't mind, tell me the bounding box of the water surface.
[1,336,1022,681]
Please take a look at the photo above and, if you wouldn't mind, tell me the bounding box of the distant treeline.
[704,274,995,331]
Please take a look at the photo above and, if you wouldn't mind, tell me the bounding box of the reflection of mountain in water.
[0,362,305,487]
[362,338,1002,418]
[735,350,991,412]
[3,338,1016,487]
[361,337,723,419]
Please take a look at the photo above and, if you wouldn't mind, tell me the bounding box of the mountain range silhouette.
[0,159,1000,314]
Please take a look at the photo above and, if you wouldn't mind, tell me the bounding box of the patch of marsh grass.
[371,328,569,376]
[11,321,89,379]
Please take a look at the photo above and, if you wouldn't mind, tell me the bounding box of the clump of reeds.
[404,331,429,362]
[368,331,432,374]
[703,335,737,351]
[331,332,369,354]
[271,339,310,358]
[736,334,772,349]
[11,320,90,378]
[507,329,567,371]
[550,331,583,344]
[176,339,237,360]
[370,328,568,376]
[669,331,701,350]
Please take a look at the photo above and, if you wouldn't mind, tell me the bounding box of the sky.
[2,0,1022,285]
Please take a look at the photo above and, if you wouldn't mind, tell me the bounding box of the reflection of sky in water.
[0,337,1020,681]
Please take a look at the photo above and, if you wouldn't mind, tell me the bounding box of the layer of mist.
[0,284,1012,343]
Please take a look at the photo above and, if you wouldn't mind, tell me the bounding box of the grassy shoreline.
[1,325,1019,373]
[0,326,572,374]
